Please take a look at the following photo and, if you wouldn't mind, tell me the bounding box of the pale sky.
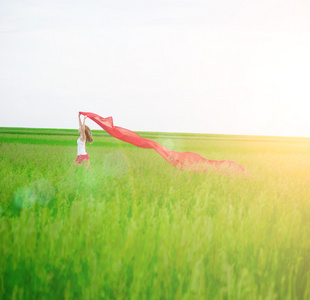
[1,0,310,137]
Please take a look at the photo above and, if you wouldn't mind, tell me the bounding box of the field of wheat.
[0,128,309,299]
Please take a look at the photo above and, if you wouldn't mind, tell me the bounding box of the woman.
[74,114,94,166]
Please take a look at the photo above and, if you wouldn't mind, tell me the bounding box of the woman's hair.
[84,125,94,144]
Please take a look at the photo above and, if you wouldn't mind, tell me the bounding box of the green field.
[1,127,310,299]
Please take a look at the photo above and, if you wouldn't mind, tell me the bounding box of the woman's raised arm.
[78,114,82,128]
[82,115,87,141]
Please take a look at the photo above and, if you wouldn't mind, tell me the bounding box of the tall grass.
[0,129,310,299]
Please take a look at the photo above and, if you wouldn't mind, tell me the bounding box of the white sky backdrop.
[1,0,310,137]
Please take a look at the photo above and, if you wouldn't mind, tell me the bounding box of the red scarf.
[79,112,250,176]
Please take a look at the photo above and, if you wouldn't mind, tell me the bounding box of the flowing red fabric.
[79,112,250,176]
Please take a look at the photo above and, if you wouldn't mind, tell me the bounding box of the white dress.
[77,137,87,156]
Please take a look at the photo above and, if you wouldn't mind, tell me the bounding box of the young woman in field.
[74,114,93,166]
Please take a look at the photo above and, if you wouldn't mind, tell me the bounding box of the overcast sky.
[1,0,310,137]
